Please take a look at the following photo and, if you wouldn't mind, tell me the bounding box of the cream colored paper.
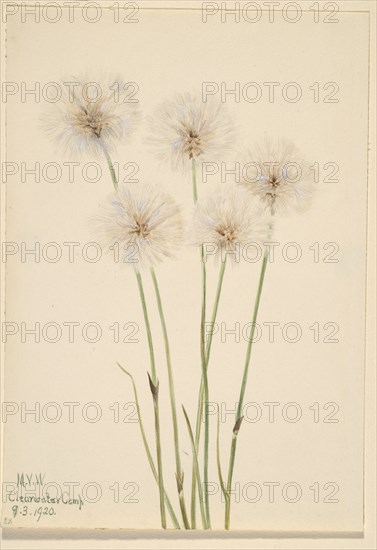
[0,0,374,542]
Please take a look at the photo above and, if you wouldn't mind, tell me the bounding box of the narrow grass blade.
[216,405,229,506]
[182,406,208,530]
[117,363,180,529]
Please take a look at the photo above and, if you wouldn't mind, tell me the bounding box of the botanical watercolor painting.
[42,78,316,530]
[1,3,370,536]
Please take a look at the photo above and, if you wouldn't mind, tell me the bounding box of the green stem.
[191,247,205,527]
[152,385,166,529]
[104,157,167,527]
[205,259,227,365]
[182,407,208,529]
[201,251,211,528]
[103,150,119,192]
[190,158,208,528]
[224,248,269,530]
[117,364,180,529]
[136,271,156,382]
[135,270,166,529]
[150,268,190,529]
[192,258,226,527]
[216,404,229,508]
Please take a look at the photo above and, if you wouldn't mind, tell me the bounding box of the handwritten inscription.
[2,473,85,525]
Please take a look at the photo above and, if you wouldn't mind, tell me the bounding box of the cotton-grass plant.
[95,165,191,528]
[147,93,236,171]
[43,81,186,529]
[193,185,271,263]
[44,79,315,530]
[190,184,270,528]
[96,181,185,528]
[96,182,183,270]
[219,138,315,529]
[241,138,313,215]
[148,93,238,528]
[43,75,140,190]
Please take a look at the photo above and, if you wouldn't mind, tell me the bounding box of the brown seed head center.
[133,221,150,238]
[217,225,236,244]
[270,174,281,188]
[185,129,203,159]
[77,106,107,138]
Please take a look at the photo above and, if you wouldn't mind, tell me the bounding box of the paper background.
[0,0,375,544]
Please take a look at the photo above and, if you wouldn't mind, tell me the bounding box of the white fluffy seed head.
[192,184,271,264]
[147,92,237,171]
[95,182,183,270]
[43,75,141,158]
[241,138,314,215]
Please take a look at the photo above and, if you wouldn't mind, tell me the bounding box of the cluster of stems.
[106,151,189,529]
[190,158,227,529]
[108,149,270,530]
[189,159,271,530]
